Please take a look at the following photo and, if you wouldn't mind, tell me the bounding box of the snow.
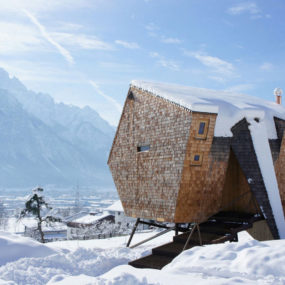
[106,200,123,212]
[0,231,57,266]
[73,211,111,224]
[131,80,285,138]
[0,230,285,284]
[248,118,285,238]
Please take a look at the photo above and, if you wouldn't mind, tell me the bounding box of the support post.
[183,223,197,251]
[175,223,179,236]
[126,218,140,247]
[130,226,175,249]
[197,223,202,246]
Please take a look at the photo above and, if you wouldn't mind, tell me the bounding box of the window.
[198,122,206,135]
[137,144,150,152]
[195,119,209,139]
[190,152,203,166]
[194,154,200,161]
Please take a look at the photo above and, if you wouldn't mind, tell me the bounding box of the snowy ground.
[0,230,284,285]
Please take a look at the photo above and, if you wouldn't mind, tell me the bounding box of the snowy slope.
[0,67,115,188]
[0,231,284,284]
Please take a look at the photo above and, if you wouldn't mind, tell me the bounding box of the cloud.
[225,84,255,93]
[184,50,235,80]
[260,62,274,71]
[145,23,159,32]
[0,21,45,54]
[115,40,140,49]
[149,52,180,71]
[161,37,182,44]
[227,2,270,19]
[0,0,92,14]
[56,22,84,32]
[23,10,74,65]
[227,2,260,15]
[89,80,122,113]
[157,59,180,71]
[0,60,84,86]
[52,32,113,50]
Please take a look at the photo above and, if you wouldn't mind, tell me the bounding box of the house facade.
[108,81,285,240]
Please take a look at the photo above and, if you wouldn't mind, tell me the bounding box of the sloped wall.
[274,118,285,216]
[108,87,192,222]
[231,119,279,239]
[174,112,226,223]
[221,149,260,214]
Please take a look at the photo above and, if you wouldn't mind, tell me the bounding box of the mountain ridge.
[0,68,115,188]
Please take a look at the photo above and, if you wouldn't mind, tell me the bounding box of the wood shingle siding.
[108,85,285,240]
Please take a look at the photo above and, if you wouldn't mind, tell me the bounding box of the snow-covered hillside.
[0,68,115,188]
[0,231,284,284]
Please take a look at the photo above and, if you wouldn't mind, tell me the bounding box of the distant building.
[105,200,135,227]
[108,81,285,240]
[66,211,114,240]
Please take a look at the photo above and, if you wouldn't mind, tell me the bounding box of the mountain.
[0,68,116,188]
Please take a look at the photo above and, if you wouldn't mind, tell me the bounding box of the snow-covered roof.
[105,200,123,212]
[131,80,285,139]
[73,212,111,225]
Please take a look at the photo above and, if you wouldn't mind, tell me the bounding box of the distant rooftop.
[131,80,285,138]
[73,212,110,225]
[106,200,123,212]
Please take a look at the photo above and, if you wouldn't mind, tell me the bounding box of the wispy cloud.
[52,32,113,50]
[184,50,235,81]
[0,21,44,54]
[23,9,74,65]
[115,40,140,49]
[228,2,260,15]
[89,80,122,112]
[225,84,255,93]
[145,22,159,32]
[161,37,182,44]
[0,59,83,84]
[0,0,92,14]
[145,22,160,38]
[149,52,180,71]
[145,23,182,45]
[227,2,269,19]
[260,62,274,71]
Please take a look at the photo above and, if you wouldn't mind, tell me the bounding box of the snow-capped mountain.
[0,68,115,188]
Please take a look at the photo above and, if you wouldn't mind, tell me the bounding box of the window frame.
[137,144,150,153]
[195,119,209,140]
[190,152,203,166]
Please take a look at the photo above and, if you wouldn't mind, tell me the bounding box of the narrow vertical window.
[198,122,205,135]
[195,119,209,139]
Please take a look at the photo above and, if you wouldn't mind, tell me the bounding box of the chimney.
[274,88,282,104]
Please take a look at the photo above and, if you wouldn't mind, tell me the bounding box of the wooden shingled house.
[108,81,285,269]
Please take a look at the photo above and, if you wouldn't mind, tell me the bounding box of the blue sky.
[0,0,284,125]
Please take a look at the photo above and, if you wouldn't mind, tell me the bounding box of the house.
[108,81,285,241]
[106,200,134,226]
[66,211,114,240]
[106,200,150,231]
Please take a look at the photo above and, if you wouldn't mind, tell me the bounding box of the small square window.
[194,154,200,161]
[137,144,150,152]
[195,119,209,139]
[190,152,203,166]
